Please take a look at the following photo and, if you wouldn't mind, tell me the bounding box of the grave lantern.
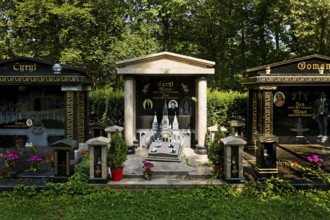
[221,136,246,183]
[50,138,78,181]
[105,125,135,154]
[90,122,106,138]
[105,125,124,139]
[228,119,245,137]
[86,136,111,183]
[255,134,279,180]
[208,125,218,143]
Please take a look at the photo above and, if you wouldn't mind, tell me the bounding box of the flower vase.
[143,171,152,180]
[30,163,40,173]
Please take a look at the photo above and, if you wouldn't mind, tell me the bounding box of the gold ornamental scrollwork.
[252,91,258,141]
[264,91,272,134]
[257,135,279,143]
[257,86,277,90]
[66,92,74,139]
[0,76,90,83]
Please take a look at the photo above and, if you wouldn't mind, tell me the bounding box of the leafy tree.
[285,0,330,56]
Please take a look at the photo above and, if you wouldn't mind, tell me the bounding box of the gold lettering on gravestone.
[297,62,330,71]
[153,81,179,100]
[13,62,37,72]
[288,102,312,117]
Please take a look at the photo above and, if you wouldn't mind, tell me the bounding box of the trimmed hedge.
[89,88,248,129]
[89,87,124,126]
[207,90,248,128]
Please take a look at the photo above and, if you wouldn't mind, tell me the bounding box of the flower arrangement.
[27,155,43,172]
[143,161,154,180]
[286,158,325,181]
[307,154,323,171]
[4,151,19,167]
[25,142,37,154]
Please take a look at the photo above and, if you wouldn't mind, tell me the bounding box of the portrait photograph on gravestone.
[136,76,195,130]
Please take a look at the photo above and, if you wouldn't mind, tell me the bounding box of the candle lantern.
[50,138,78,182]
[105,125,135,154]
[255,134,279,180]
[221,136,246,183]
[86,136,111,183]
[228,119,245,137]
[208,125,218,143]
[90,122,106,138]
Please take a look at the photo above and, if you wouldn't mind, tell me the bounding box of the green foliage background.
[89,88,248,128]
[1,0,329,90]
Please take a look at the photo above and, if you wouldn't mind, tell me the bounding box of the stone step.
[100,178,224,189]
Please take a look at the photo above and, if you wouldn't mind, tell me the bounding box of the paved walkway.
[105,146,224,188]
[1,143,330,189]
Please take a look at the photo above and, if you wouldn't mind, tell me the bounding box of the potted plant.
[207,130,225,177]
[107,129,127,181]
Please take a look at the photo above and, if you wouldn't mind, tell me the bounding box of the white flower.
[25,142,33,148]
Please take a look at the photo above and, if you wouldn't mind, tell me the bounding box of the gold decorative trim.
[264,91,272,134]
[66,92,74,138]
[0,76,90,83]
[257,91,263,134]
[257,86,277,90]
[77,91,85,142]
[252,91,258,139]
[243,76,330,84]
[256,135,279,143]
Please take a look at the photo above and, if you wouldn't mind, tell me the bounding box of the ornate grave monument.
[0,57,92,148]
[116,52,215,156]
[241,54,330,147]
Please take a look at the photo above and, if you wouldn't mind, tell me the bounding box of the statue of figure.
[313,92,329,143]
[179,96,192,115]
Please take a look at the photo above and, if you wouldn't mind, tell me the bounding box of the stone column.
[195,77,207,154]
[124,76,135,146]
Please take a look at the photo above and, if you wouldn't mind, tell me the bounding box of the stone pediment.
[116,51,215,75]
[242,54,330,86]
[0,57,92,85]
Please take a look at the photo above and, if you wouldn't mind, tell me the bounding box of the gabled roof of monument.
[241,54,330,86]
[244,54,330,73]
[116,51,215,75]
[0,56,92,85]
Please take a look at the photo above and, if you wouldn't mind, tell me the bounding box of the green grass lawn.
[0,184,329,220]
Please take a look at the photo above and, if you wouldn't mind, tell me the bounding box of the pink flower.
[143,161,154,169]
[307,154,323,163]
[27,155,43,162]
[5,152,19,161]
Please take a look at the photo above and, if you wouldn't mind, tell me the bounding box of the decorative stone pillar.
[222,136,246,183]
[124,76,135,146]
[86,136,110,183]
[255,134,279,180]
[65,91,75,139]
[62,85,90,143]
[195,77,207,154]
[246,90,258,150]
[262,89,274,135]
[50,138,78,182]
